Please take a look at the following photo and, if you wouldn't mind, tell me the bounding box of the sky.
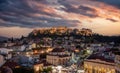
[0,0,120,38]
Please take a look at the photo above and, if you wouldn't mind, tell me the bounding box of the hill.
[0,36,8,41]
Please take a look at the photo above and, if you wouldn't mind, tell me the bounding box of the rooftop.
[86,53,115,63]
[113,51,120,55]
[0,61,20,69]
[51,48,66,52]
[34,60,52,66]
[48,54,71,57]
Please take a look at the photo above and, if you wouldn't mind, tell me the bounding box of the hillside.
[28,27,120,43]
[28,27,92,38]
[0,36,8,41]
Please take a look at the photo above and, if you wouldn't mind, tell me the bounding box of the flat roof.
[86,53,114,63]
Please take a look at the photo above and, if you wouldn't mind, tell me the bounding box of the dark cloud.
[0,0,80,28]
[94,0,120,8]
[106,18,118,22]
[78,5,98,17]
[0,12,80,28]
[0,19,80,28]
[0,0,7,4]
[0,0,57,17]
[0,0,119,29]
[58,0,98,18]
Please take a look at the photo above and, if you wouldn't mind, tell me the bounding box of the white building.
[0,48,13,54]
[0,55,5,67]
[0,48,13,60]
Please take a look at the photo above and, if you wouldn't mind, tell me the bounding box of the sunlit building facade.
[33,63,43,73]
[84,53,116,73]
[115,55,120,73]
[46,48,71,65]
[84,60,116,73]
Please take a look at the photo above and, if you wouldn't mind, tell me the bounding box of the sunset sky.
[0,0,120,38]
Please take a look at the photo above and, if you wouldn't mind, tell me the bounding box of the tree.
[42,67,52,73]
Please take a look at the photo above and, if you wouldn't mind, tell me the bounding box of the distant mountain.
[0,36,8,41]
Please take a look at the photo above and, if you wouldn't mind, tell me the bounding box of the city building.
[80,28,92,36]
[0,55,5,67]
[115,54,120,73]
[33,46,53,59]
[114,48,120,73]
[46,48,71,65]
[84,53,116,73]
[0,48,13,60]
[0,60,20,73]
[33,62,43,73]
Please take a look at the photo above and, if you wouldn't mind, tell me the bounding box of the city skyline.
[0,0,120,38]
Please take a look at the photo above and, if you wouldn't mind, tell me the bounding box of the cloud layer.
[0,0,120,37]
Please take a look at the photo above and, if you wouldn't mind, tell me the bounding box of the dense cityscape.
[0,0,120,73]
[0,27,120,73]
